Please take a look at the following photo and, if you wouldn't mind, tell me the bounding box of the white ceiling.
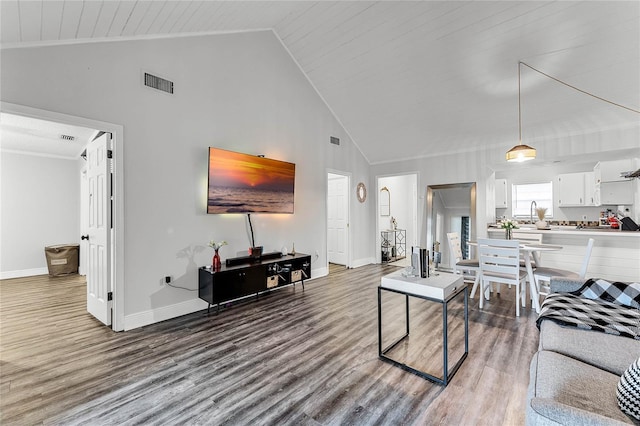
[1,1,639,164]
[0,112,98,159]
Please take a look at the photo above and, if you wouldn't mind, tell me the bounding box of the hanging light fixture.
[506,62,536,162]
[505,62,640,162]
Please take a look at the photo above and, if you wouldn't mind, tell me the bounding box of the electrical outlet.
[315,250,319,258]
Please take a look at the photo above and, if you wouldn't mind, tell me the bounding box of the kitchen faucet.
[530,200,537,225]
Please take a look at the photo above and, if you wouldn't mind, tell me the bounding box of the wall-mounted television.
[207,147,295,214]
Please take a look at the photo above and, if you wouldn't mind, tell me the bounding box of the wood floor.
[1,265,540,425]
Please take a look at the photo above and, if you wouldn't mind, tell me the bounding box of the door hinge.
[107,292,113,301]
[107,150,113,159]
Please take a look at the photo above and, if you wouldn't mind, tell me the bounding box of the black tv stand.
[199,253,311,314]
[224,251,283,267]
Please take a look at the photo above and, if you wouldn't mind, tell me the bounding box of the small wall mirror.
[380,186,390,216]
[356,182,367,203]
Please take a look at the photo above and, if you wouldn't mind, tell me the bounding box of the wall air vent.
[330,136,340,145]
[144,72,174,94]
[60,134,75,141]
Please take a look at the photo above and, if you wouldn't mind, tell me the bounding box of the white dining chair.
[532,238,595,297]
[447,232,480,298]
[512,232,543,268]
[478,238,528,316]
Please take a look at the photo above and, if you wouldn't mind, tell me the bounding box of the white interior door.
[86,133,112,326]
[327,173,349,265]
[79,167,88,276]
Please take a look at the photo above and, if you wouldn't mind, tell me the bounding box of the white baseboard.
[351,257,375,269]
[310,266,328,279]
[0,267,49,280]
[124,298,209,331]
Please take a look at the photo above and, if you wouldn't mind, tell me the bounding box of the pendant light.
[505,62,640,162]
[506,62,536,162]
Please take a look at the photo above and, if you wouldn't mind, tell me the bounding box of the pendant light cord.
[518,62,522,142]
[520,61,640,114]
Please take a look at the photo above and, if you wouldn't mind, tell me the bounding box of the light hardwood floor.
[1,265,539,425]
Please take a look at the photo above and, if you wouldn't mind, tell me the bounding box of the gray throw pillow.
[618,357,640,422]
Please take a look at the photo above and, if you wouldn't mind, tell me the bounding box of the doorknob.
[81,235,89,240]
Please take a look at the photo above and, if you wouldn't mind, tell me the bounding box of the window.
[512,182,553,219]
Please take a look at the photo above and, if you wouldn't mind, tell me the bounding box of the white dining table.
[519,243,563,312]
[468,241,563,313]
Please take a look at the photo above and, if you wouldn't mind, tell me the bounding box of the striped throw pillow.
[618,357,640,421]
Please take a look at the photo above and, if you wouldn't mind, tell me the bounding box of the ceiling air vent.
[144,72,174,94]
[330,136,340,145]
[60,134,75,141]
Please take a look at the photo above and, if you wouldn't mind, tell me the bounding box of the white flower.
[500,219,519,230]
[208,240,228,250]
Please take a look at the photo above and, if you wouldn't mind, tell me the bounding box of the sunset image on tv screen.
[207,148,295,214]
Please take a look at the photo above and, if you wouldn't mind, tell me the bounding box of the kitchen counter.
[487,226,640,238]
[485,226,640,282]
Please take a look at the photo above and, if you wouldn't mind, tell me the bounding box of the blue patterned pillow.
[618,357,640,422]
[573,278,640,309]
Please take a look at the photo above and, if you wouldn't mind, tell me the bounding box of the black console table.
[198,252,311,314]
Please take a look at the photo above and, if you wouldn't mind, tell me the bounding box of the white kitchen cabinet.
[584,171,597,206]
[495,178,508,208]
[594,159,636,183]
[599,181,634,205]
[557,173,586,206]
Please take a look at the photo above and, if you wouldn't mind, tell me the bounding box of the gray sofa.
[526,277,640,425]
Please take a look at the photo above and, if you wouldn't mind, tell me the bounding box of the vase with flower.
[535,207,548,229]
[208,240,227,271]
[500,219,519,239]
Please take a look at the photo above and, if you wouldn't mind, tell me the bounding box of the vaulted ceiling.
[1,1,639,164]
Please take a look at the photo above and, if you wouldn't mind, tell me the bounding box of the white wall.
[1,31,372,328]
[0,152,80,278]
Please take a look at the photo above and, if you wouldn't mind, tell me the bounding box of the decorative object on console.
[208,240,227,271]
[535,207,548,229]
[500,218,519,239]
[246,213,263,258]
[249,246,263,259]
[391,216,398,230]
[356,182,367,203]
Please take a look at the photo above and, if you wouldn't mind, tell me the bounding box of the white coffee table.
[378,270,468,386]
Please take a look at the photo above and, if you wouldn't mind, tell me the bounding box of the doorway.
[376,174,418,266]
[327,172,350,272]
[0,102,125,330]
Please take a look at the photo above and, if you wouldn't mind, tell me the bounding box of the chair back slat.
[477,238,522,285]
[446,232,463,264]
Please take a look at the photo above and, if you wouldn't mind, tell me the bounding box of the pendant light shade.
[506,144,536,162]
